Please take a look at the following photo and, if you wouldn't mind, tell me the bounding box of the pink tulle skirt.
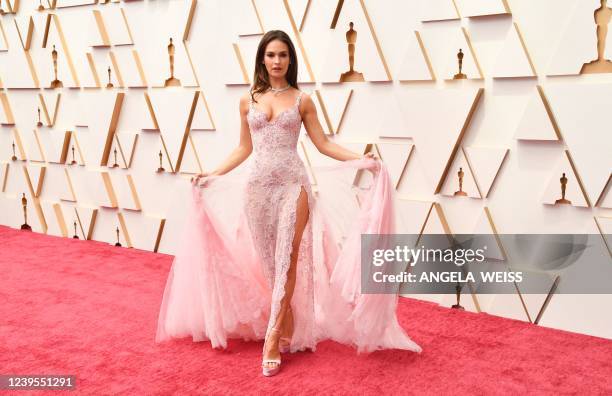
[155,157,422,354]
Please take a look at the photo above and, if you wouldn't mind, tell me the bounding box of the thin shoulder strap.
[295,91,303,107]
[248,91,254,109]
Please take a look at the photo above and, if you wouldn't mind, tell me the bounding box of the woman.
[156,30,421,377]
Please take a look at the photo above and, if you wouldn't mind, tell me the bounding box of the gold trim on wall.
[435,88,484,194]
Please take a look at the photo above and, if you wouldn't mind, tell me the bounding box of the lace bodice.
[246,91,309,186]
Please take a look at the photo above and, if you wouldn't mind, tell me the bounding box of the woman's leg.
[263,186,309,363]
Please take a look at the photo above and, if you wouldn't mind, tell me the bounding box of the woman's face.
[263,39,290,79]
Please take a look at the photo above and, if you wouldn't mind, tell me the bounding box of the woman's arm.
[301,93,375,161]
[193,94,253,183]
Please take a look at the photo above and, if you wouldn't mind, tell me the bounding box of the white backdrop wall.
[0,0,611,339]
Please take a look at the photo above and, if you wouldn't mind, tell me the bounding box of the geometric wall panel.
[55,0,96,8]
[541,150,590,208]
[147,90,201,172]
[37,14,80,88]
[1,162,9,192]
[0,93,16,125]
[595,216,612,257]
[599,178,612,209]
[319,0,391,82]
[191,91,216,131]
[125,0,198,88]
[74,205,98,241]
[59,168,77,203]
[0,20,8,52]
[383,87,483,195]
[23,163,46,198]
[418,0,460,22]
[463,146,509,198]
[110,47,147,88]
[547,0,612,76]
[396,31,435,81]
[110,173,142,211]
[96,8,133,46]
[309,88,352,135]
[26,130,46,163]
[235,0,264,36]
[38,92,61,128]
[491,23,536,78]
[394,148,433,200]
[285,0,310,32]
[545,82,612,205]
[421,24,483,80]
[122,210,165,252]
[514,86,561,141]
[227,36,261,85]
[111,132,138,169]
[440,148,481,198]
[454,0,510,17]
[375,142,413,190]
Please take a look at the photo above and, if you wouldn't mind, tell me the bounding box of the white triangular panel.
[319,1,390,82]
[545,82,612,204]
[419,0,459,22]
[464,146,508,198]
[440,149,481,198]
[397,31,435,81]
[541,151,589,207]
[492,24,535,78]
[547,0,612,76]
[191,92,215,131]
[454,0,510,17]
[514,87,559,141]
[376,142,413,190]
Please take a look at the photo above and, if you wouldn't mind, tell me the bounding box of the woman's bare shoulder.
[239,91,252,112]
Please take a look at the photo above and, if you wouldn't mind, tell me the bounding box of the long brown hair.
[250,30,299,103]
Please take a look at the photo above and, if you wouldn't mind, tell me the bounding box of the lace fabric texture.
[245,92,316,350]
[155,91,422,354]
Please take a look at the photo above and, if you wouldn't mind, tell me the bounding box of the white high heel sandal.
[262,327,282,377]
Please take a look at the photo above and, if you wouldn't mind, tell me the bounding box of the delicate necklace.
[269,85,290,96]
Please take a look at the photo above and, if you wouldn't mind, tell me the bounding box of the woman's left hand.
[362,152,381,172]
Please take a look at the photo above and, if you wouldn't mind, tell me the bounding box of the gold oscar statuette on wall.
[37,0,44,11]
[73,220,79,239]
[0,0,5,15]
[106,66,114,88]
[50,45,64,89]
[11,141,17,161]
[164,38,181,87]
[453,49,467,79]
[581,0,612,74]
[70,145,77,165]
[157,150,165,173]
[454,167,468,196]
[555,172,572,205]
[115,226,122,247]
[111,148,119,168]
[339,22,365,82]
[21,193,32,231]
[37,107,43,127]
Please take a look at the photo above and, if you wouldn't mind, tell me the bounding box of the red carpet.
[1,225,611,395]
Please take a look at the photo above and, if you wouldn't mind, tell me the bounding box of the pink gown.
[155,91,422,354]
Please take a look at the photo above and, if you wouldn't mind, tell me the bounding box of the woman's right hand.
[191,172,211,187]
